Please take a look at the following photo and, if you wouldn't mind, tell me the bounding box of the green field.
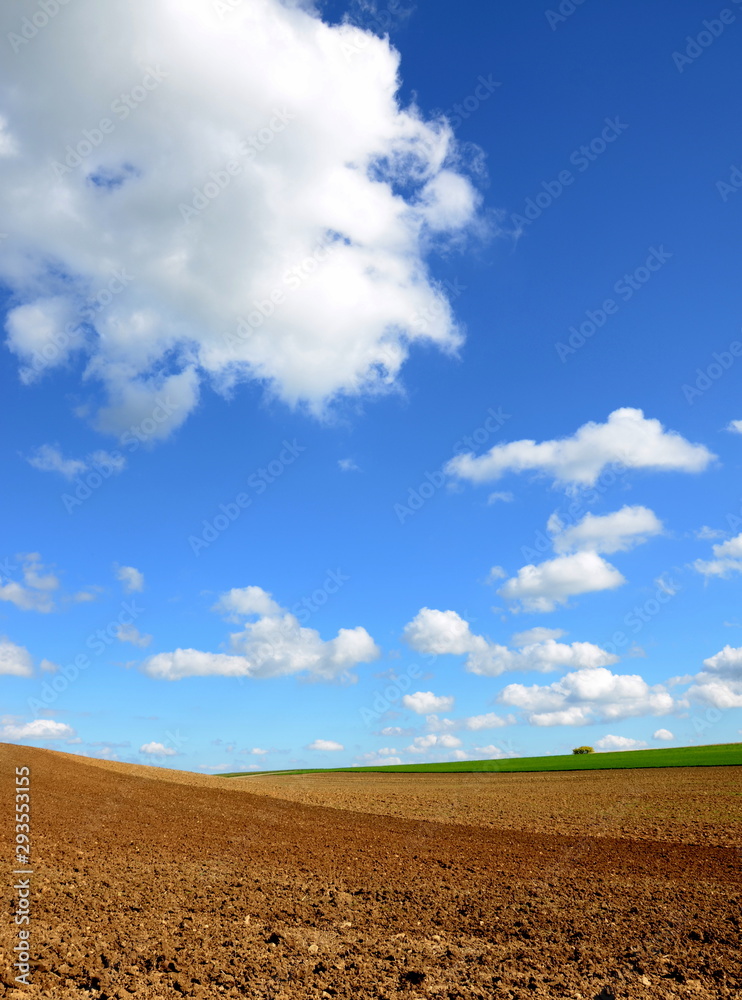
[218,741,742,778]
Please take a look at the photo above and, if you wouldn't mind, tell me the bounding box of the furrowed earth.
[1,745,740,999]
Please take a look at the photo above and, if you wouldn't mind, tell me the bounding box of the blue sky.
[1,0,741,770]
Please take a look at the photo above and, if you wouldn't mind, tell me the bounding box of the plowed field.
[1,745,739,999]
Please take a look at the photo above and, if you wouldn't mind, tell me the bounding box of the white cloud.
[550,505,663,555]
[595,734,647,750]
[212,585,281,619]
[115,565,144,592]
[726,420,742,434]
[143,586,380,681]
[402,690,455,714]
[402,606,617,674]
[1,0,480,433]
[27,444,125,478]
[499,666,675,726]
[693,533,742,579]
[472,744,519,758]
[403,607,476,656]
[462,712,513,730]
[250,747,269,755]
[407,733,462,752]
[696,525,725,540]
[0,638,34,677]
[308,739,344,751]
[487,491,513,504]
[356,751,403,765]
[653,728,674,740]
[40,658,59,673]
[116,623,152,647]
[498,551,625,613]
[686,645,742,708]
[1,719,75,739]
[338,458,361,472]
[446,408,714,487]
[140,741,177,756]
[0,553,60,613]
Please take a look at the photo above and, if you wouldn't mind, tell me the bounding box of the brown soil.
[240,767,742,847]
[1,744,740,1000]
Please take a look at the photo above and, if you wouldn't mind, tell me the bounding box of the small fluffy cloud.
[356,751,403,766]
[462,712,513,730]
[140,741,177,756]
[726,420,742,434]
[212,585,281,619]
[28,444,125,479]
[402,607,617,674]
[595,734,647,750]
[498,551,625,613]
[407,733,462,753]
[116,623,152,647]
[402,690,455,714]
[0,637,34,677]
[693,533,742,579]
[1,0,480,432]
[0,553,60,613]
[550,505,663,555]
[446,408,714,487]
[472,744,519,758]
[1,719,75,740]
[115,565,144,592]
[499,667,675,726]
[308,739,344,751]
[403,608,476,656]
[338,458,361,472]
[686,645,742,708]
[653,728,674,740]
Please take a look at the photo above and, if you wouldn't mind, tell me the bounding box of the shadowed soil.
[0,745,739,999]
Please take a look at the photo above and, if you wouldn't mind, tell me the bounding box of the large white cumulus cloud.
[0,0,480,433]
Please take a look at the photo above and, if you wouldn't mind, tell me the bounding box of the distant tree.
[572,746,595,755]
